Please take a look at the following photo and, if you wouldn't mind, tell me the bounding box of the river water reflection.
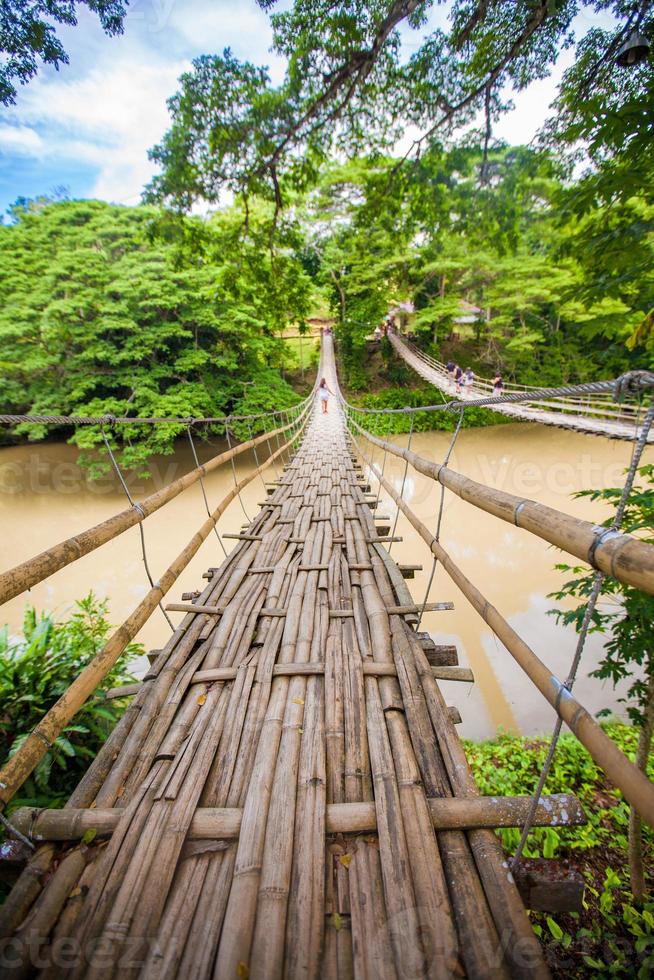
[0,422,649,740]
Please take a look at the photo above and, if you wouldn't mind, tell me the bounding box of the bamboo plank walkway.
[389,331,653,442]
[2,337,562,979]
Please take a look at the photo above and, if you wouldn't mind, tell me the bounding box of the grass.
[466,724,654,977]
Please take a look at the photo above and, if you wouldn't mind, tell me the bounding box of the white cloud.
[4,51,189,204]
[0,124,45,156]
[167,0,288,83]
[0,0,294,207]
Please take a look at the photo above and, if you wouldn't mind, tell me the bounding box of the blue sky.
[0,1,605,216]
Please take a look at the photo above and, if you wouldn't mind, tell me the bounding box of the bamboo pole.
[360,538,489,978]
[0,421,308,808]
[358,441,654,829]
[143,562,297,979]
[348,415,654,595]
[103,664,473,699]
[0,405,311,607]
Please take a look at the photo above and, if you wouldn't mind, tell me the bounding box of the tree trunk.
[330,270,346,326]
[629,670,654,902]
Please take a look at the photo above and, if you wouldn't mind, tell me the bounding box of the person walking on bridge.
[318,377,334,414]
[493,373,504,395]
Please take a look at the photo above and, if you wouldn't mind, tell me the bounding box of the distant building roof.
[388,300,415,315]
[453,299,482,324]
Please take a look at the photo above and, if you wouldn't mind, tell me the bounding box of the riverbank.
[466,724,654,977]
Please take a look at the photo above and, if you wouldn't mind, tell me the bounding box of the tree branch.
[480,83,493,185]
[260,0,423,175]
[451,0,496,51]
[392,0,551,175]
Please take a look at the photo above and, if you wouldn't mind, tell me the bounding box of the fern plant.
[0,593,141,811]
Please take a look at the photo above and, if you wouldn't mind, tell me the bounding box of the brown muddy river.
[0,422,649,740]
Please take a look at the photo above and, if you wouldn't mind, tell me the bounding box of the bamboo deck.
[389,332,653,443]
[2,337,557,979]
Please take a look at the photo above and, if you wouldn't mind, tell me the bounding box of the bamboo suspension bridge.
[0,333,654,978]
[388,330,654,442]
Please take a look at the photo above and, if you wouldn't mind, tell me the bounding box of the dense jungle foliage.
[0,593,140,811]
[0,197,311,471]
[2,3,653,465]
[1,136,652,463]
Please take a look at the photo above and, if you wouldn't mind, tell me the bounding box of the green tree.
[147,1,652,208]
[0,0,127,104]
[0,198,309,472]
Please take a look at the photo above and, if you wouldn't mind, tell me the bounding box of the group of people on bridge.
[446,359,504,398]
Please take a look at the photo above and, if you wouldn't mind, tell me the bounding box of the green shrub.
[0,593,142,811]
[466,724,654,976]
[349,385,510,434]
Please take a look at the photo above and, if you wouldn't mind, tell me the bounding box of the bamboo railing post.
[357,442,654,829]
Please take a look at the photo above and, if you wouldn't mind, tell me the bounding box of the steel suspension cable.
[388,413,415,556]
[417,409,465,631]
[511,399,654,867]
[101,428,175,631]
[186,425,228,559]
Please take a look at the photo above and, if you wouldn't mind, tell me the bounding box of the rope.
[0,402,313,427]
[0,811,35,851]
[247,419,268,494]
[186,426,228,559]
[416,408,465,630]
[511,399,654,867]
[374,412,392,512]
[361,409,379,499]
[393,333,654,405]
[101,429,175,631]
[388,412,414,555]
[224,419,252,524]
[272,416,284,480]
[2,369,651,430]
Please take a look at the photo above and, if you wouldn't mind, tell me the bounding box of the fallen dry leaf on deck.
[338,853,352,869]
[197,693,206,706]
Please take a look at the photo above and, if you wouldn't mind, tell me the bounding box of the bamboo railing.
[0,409,311,807]
[345,420,654,827]
[347,416,654,596]
[0,405,312,606]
